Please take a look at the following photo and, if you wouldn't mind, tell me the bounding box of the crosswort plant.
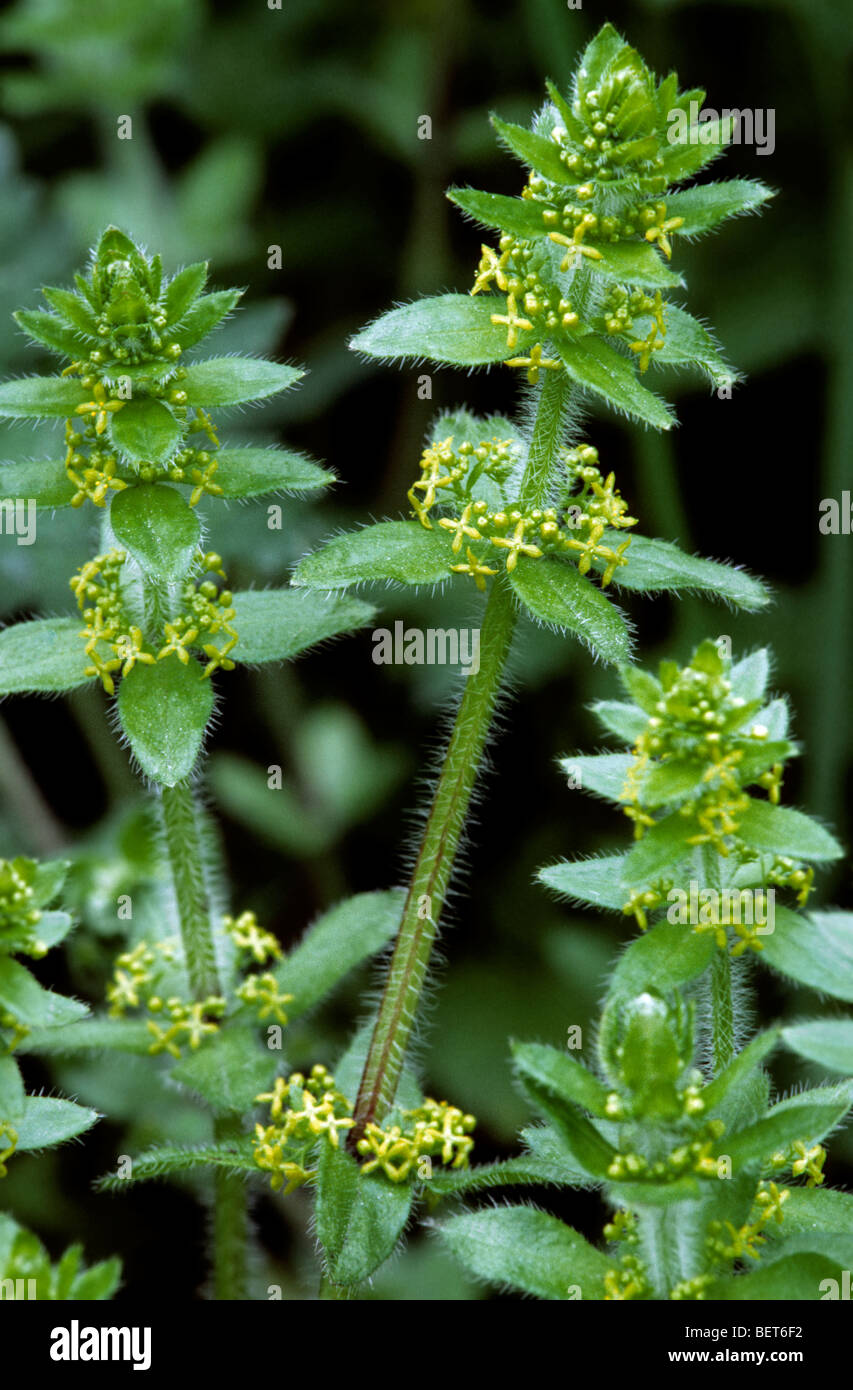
[0,24,851,1301]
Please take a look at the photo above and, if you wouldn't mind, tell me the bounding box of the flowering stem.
[211,1116,249,1301]
[350,370,573,1142]
[710,948,734,1074]
[159,780,247,1299]
[159,781,221,1000]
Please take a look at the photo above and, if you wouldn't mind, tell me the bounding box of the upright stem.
[351,371,573,1140]
[701,843,734,1074]
[710,948,734,1075]
[159,781,221,1000]
[212,1116,249,1302]
[159,779,248,1299]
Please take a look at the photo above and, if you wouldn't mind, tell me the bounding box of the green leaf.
[212,447,333,498]
[555,336,674,431]
[426,1152,571,1196]
[438,1207,610,1300]
[221,589,374,665]
[447,187,548,240]
[511,1041,610,1118]
[736,799,843,861]
[180,357,302,407]
[67,1257,122,1301]
[731,649,770,702]
[592,242,684,289]
[171,289,242,350]
[491,115,570,184]
[666,180,774,237]
[783,1020,853,1074]
[590,699,648,743]
[557,752,632,802]
[516,1074,616,1178]
[661,116,735,181]
[34,911,74,950]
[17,1017,152,1056]
[701,1029,780,1117]
[96,1139,258,1191]
[315,1142,413,1288]
[14,1096,99,1151]
[42,287,99,338]
[762,909,853,1003]
[769,1185,853,1237]
[648,305,737,387]
[294,521,452,589]
[538,853,630,912]
[279,889,405,1019]
[0,957,88,1029]
[509,555,632,663]
[350,294,535,367]
[0,376,90,418]
[601,534,770,609]
[710,1253,841,1301]
[578,23,625,88]
[0,1055,25,1121]
[763,1230,853,1275]
[620,811,695,885]
[641,757,708,807]
[0,618,93,695]
[117,658,214,786]
[619,662,662,714]
[109,484,200,584]
[165,263,208,322]
[0,458,76,507]
[170,1027,276,1115]
[14,309,85,359]
[726,1083,853,1169]
[604,916,716,1006]
[109,397,182,466]
[31,854,70,907]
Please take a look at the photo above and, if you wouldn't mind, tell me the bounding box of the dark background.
[0,0,850,1298]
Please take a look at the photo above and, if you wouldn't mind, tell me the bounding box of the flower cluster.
[19,227,237,510]
[226,909,293,1025]
[252,1067,475,1192]
[618,641,813,939]
[106,937,225,1058]
[63,398,224,510]
[409,435,635,589]
[465,35,704,385]
[357,1098,476,1182]
[253,1067,355,1194]
[0,857,45,957]
[106,910,287,1057]
[70,548,240,693]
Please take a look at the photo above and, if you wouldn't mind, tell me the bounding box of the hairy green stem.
[211,1116,249,1301]
[710,948,734,1075]
[159,780,248,1299]
[351,371,573,1141]
[159,781,221,999]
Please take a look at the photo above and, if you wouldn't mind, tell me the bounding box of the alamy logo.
[667,880,775,934]
[667,101,775,156]
[372,621,480,676]
[0,1277,36,1299]
[0,498,36,546]
[50,1321,152,1372]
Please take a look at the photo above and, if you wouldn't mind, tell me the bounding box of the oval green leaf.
[117,658,214,786]
[509,554,632,663]
[180,358,302,407]
[110,484,200,584]
[0,618,93,695]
